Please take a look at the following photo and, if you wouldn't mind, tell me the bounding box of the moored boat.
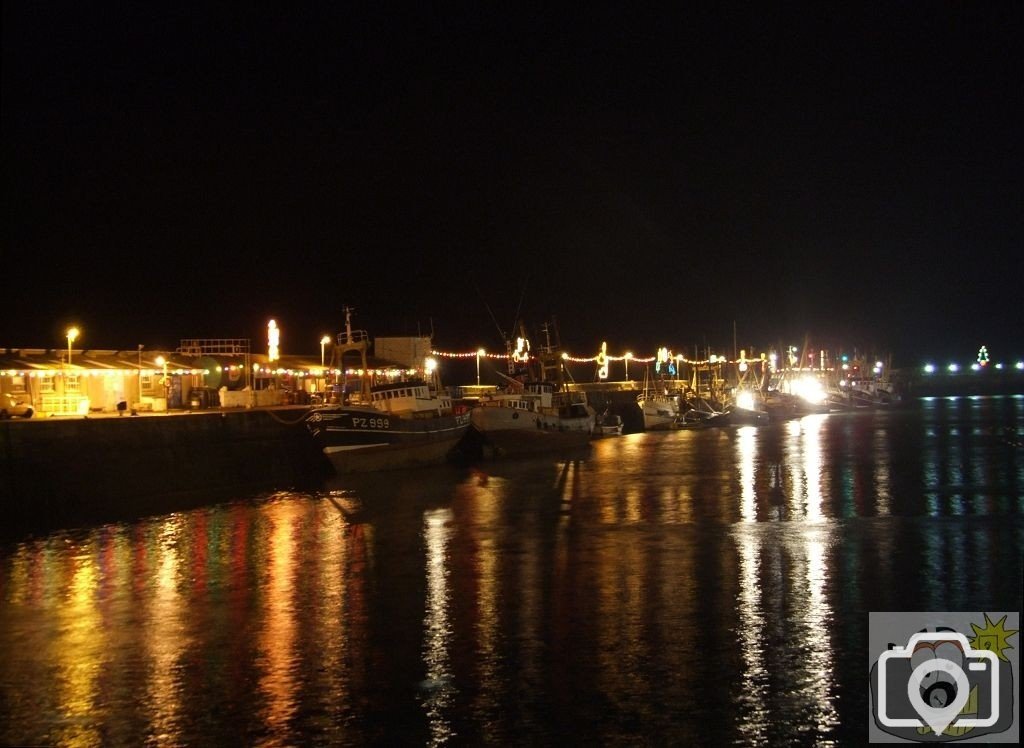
[727,387,772,424]
[305,309,471,473]
[638,390,683,430]
[468,321,596,456]
[469,383,595,455]
[594,409,624,436]
[681,395,729,427]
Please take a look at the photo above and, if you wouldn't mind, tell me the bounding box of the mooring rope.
[263,407,317,426]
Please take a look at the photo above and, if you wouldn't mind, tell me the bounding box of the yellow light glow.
[792,375,827,405]
[268,320,280,362]
[512,336,530,363]
[597,341,609,380]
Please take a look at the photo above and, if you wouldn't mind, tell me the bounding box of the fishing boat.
[638,391,683,430]
[594,409,624,436]
[827,358,899,410]
[305,309,471,473]
[727,387,773,424]
[637,367,685,430]
[468,321,595,456]
[680,395,729,427]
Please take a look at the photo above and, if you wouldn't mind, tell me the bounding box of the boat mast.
[538,321,563,384]
[336,305,371,402]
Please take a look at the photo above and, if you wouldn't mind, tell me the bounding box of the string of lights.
[432,347,765,367]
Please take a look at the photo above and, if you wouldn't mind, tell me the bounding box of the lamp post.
[624,351,632,381]
[476,348,485,386]
[155,355,169,407]
[66,326,79,368]
[320,335,332,396]
[137,344,144,406]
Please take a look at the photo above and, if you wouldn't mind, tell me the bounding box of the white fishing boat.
[468,321,595,456]
[637,368,684,430]
[638,391,682,430]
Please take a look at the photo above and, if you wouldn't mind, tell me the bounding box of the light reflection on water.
[145,519,187,744]
[1,398,1023,745]
[422,508,455,745]
[733,421,839,742]
[258,501,300,740]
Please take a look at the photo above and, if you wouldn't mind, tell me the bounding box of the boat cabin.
[370,379,453,417]
[479,396,537,413]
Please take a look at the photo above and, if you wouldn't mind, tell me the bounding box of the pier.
[0,406,329,537]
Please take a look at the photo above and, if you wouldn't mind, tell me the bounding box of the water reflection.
[57,538,104,747]
[421,508,455,744]
[144,519,187,743]
[451,471,502,738]
[257,501,300,739]
[1,400,1022,745]
[733,421,839,741]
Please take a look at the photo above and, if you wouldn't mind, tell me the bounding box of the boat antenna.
[482,299,506,344]
[540,321,553,353]
[512,275,528,332]
[343,305,355,343]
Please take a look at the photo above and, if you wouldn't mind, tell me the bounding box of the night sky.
[3,5,1021,367]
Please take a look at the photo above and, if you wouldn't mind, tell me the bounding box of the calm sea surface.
[2,396,1022,746]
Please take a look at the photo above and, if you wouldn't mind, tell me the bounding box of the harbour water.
[1,396,1022,745]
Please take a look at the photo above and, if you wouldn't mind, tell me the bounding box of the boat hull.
[307,406,472,473]
[639,394,683,431]
[728,407,770,425]
[470,406,593,456]
[471,426,591,456]
[642,413,681,430]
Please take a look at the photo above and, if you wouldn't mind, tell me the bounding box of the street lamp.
[66,326,79,367]
[476,348,485,385]
[320,335,331,368]
[155,355,169,406]
[624,351,633,381]
[137,344,144,405]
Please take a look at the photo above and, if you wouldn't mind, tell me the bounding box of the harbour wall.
[572,385,646,433]
[0,408,331,538]
[894,370,1024,398]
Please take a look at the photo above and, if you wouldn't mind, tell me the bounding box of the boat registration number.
[352,416,390,429]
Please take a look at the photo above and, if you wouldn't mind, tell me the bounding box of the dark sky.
[3,4,1021,367]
